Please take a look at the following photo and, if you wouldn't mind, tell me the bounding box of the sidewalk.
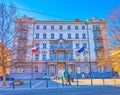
[0,85,120,95]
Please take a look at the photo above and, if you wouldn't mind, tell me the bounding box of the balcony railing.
[95,46,103,51]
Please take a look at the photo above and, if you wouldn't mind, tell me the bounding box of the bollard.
[13,81,15,89]
[46,79,48,88]
[77,76,79,86]
[62,76,64,87]
[30,79,32,88]
[103,78,105,85]
[114,78,116,85]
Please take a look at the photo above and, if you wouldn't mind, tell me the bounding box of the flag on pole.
[77,46,85,53]
[32,47,39,53]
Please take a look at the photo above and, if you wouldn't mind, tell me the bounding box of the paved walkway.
[0,85,120,95]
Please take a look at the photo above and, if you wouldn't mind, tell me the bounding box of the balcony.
[94,36,103,40]
[95,46,103,51]
[18,37,28,40]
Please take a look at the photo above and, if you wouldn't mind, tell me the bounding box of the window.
[35,54,39,60]
[75,26,78,29]
[94,32,100,39]
[36,25,39,29]
[50,54,55,61]
[76,43,79,48]
[68,43,72,49]
[67,26,71,29]
[59,33,63,39]
[82,25,85,29]
[34,66,38,73]
[58,53,65,61]
[43,43,46,49]
[43,34,46,39]
[59,25,63,29]
[50,44,55,49]
[68,54,73,61]
[43,25,47,29]
[59,44,64,49]
[51,25,54,29]
[76,54,80,60]
[68,33,71,39]
[17,67,24,73]
[35,43,39,47]
[18,32,27,39]
[51,34,54,39]
[36,34,39,39]
[75,33,79,39]
[83,43,87,48]
[42,53,46,60]
[93,25,100,30]
[77,66,81,74]
[82,33,86,39]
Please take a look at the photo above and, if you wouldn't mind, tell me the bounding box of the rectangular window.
[42,53,46,60]
[75,26,78,29]
[36,34,39,39]
[51,25,54,29]
[68,43,72,49]
[83,43,87,48]
[43,25,47,29]
[35,43,39,47]
[34,66,38,73]
[82,33,86,39]
[68,54,73,61]
[36,25,39,29]
[50,44,55,49]
[43,34,46,39]
[75,33,79,39]
[93,25,100,30]
[43,43,46,49]
[50,54,55,61]
[82,25,85,29]
[17,67,24,73]
[76,54,80,60]
[35,54,39,60]
[76,43,79,48]
[59,33,63,39]
[67,26,71,29]
[68,33,71,39]
[59,25,63,29]
[51,34,54,39]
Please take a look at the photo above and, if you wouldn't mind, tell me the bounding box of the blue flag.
[77,46,85,53]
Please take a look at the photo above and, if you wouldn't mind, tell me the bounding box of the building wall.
[10,16,112,79]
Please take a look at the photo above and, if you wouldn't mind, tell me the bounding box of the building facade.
[10,16,111,79]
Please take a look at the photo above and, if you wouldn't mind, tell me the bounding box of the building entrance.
[57,62,65,77]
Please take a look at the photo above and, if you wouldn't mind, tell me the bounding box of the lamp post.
[85,22,93,85]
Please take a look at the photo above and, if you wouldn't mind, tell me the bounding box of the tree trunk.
[2,69,6,86]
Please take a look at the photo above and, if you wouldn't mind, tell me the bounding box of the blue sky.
[1,0,120,21]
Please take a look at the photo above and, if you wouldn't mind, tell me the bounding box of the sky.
[1,0,120,21]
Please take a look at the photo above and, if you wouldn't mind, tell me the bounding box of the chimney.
[75,18,80,22]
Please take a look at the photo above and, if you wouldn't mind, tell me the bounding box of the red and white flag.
[32,47,39,53]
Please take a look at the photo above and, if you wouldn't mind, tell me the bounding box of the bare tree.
[107,6,120,50]
[0,3,17,86]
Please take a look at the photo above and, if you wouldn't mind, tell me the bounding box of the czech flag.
[32,47,39,53]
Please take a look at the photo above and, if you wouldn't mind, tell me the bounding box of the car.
[0,75,14,81]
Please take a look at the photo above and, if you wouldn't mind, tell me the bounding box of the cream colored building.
[10,16,111,79]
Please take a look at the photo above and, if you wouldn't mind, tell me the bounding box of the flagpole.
[85,22,93,85]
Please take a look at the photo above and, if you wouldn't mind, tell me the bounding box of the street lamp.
[85,22,93,85]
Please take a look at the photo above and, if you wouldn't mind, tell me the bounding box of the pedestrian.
[71,74,74,82]
[66,74,71,85]
[82,73,85,79]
